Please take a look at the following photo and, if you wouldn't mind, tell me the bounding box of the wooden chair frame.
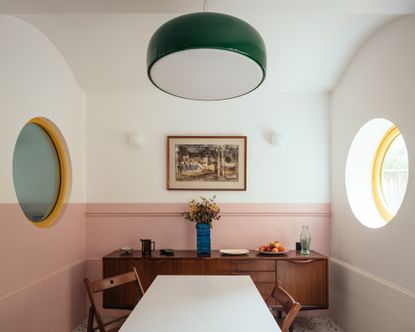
[266,281,301,332]
[84,267,144,332]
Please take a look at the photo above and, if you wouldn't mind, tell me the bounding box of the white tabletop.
[120,275,280,332]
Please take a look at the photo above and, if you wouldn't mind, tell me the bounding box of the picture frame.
[167,136,247,190]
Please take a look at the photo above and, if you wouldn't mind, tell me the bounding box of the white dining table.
[119,275,280,332]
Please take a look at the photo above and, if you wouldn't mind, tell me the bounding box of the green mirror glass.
[13,120,63,224]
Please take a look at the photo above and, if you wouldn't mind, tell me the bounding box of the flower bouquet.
[183,196,221,226]
[183,196,220,256]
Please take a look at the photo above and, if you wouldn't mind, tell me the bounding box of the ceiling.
[1,0,415,94]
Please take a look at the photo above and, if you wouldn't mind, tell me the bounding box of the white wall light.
[127,133,145,148]
[270,132,283,146]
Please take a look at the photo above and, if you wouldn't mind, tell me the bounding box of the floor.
[73,316,345,332]
[293,316,345,331]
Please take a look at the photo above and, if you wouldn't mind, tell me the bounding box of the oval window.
[346,119,409,228]
[373,126,409,221]
[13,117,69,227]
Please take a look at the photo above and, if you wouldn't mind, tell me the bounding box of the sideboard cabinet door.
[276,259,328,309]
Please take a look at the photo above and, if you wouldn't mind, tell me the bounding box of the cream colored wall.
[330,15,415,331]
[86,90,330,203]
[0,15,86,203]
[0,15,87,331]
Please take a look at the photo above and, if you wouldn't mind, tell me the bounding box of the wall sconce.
[127,133,145,148]
[270,132,282,146]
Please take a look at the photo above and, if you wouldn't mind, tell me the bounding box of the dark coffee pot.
[141,239,155,257]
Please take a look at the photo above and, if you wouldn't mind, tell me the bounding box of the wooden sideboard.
[102,250,328,311]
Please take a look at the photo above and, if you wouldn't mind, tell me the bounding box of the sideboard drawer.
[155,259,204,275]
[223,259,275,272]
[229,271,276,283]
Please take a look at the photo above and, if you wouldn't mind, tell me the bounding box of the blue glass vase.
[196,223,211,256]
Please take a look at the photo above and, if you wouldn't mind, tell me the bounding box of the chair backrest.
[269,281,301,332]
[84,267,144,332]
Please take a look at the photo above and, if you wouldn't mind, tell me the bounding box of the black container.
[296,242,301,251]
[141,239,155,257]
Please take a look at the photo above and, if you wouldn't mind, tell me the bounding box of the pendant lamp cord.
[203,0,208,12]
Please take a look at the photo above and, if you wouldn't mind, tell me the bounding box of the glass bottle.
[300,225,311,255]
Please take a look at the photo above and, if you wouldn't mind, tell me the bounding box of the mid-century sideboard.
[102,250,328,311]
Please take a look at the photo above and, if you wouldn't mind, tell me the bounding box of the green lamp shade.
[147,12,267,101]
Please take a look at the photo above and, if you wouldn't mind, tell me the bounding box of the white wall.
[87,89,330,203]
[330,15,415,331]
[0,15,86,204]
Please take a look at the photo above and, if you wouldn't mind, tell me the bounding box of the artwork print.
[167,136,246,190]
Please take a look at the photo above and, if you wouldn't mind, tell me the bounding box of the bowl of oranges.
[257,241,289,255]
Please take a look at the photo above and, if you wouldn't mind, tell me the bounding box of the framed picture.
[167,136,247,190]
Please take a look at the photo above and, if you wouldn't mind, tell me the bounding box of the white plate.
[220,249,250,256]
[120,246,134,253]
[257,249,289,255]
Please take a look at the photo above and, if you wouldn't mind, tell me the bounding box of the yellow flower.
[182,196,221,224]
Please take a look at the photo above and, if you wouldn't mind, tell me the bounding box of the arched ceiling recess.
[1,0,415,93]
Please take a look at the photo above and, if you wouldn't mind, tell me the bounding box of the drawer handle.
[287,259,317,264]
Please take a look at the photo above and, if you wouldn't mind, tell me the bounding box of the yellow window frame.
[26,117,69,228]
[372,125,400,222]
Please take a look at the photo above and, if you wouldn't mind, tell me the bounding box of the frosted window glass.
[381,135,409,215]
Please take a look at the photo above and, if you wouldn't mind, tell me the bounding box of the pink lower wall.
[0,203,86,332]
[1,202,330,330]
[0,261,85,332]
[85,202,330,266]
[85,202,330,316]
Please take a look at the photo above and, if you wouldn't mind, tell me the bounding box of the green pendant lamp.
[147,12,266,101]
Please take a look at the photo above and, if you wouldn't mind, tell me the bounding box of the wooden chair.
[84,267,145,332]
[266,281,301,332]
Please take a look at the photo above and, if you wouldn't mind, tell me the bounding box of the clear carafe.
[300,225,311,255]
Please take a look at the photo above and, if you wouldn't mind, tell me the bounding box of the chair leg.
[87,306,94,332]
